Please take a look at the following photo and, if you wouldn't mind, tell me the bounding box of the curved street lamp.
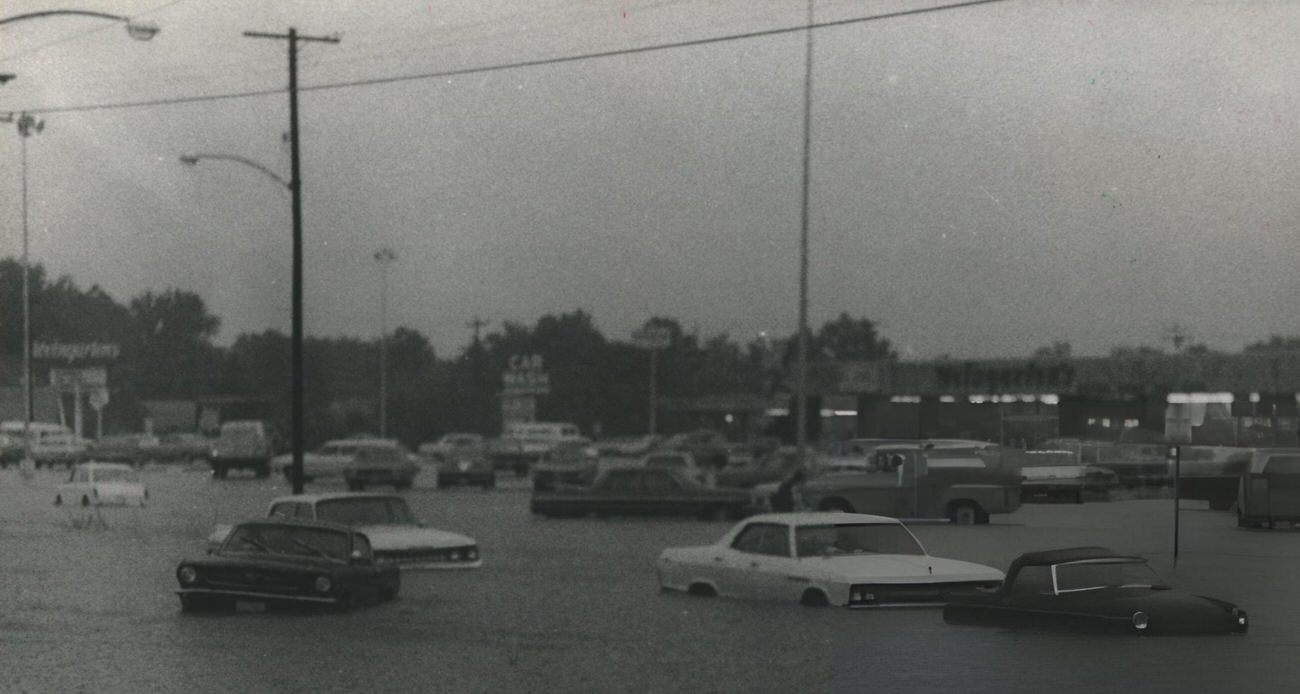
[179,153,290,190]
[0,10,159,41]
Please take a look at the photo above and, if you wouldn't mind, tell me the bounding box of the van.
[1237,448,1300,528]
[210,420,275,478]
[0,421,85,468]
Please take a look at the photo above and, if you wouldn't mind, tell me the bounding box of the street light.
[0,10,159,41]
[177,152,305,493]
[1,8,158,469]
[373,248,397,438]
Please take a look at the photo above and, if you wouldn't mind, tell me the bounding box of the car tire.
[800,589,830,607]
[950,502,980,525]
[80,495,91,507]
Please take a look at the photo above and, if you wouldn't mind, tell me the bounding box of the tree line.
[0,258,896,447]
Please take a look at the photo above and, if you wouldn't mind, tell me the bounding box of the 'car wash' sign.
[503,354,550,395]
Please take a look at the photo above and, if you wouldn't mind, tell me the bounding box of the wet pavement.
[3,465,1299,693]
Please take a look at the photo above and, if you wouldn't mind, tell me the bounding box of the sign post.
[502,354,549,426]
[631,327,671,436]
[1165,399,1192,567]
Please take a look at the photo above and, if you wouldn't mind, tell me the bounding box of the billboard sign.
[631,327,671,350]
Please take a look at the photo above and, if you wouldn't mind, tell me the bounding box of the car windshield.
[355,447,402,462]
[315,497,416,525]
[794,523,925,557]
[1053,559,1166,592]
[222,524,351,561]
[94,468,139,483]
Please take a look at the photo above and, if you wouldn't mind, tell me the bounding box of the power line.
[17,0,1012,116]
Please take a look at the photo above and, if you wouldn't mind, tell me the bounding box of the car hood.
[801,554,1005,583]
[358,525,476,550]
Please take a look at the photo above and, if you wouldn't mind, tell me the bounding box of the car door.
[722,523,794,600]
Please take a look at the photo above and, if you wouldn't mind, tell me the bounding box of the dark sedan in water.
[175,519,400,611]
[530,466,751,519]
[943,547,1248,635]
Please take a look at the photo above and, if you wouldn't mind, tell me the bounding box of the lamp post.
[1,8,158,467]
[373,248,396,438]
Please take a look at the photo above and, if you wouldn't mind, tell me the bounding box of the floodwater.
[2,466,1298,693]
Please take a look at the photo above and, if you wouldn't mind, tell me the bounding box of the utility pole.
[243,27,339,494]
[795,0,815,466]
[467,316,490,345]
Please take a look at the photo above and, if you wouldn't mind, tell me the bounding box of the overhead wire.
[15,0,1013,116]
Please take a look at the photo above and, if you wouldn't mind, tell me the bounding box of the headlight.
[178,566,198,584]
[313,576,332,593]
[1132,611,1150,631]
[450,550,462,560]
[466,547,478,560]
[1233,608,1248,627]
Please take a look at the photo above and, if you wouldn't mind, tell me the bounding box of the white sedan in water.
[55,462,148,507]
[657,512,1003,607]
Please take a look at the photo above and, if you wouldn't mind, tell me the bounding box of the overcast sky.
[2,0,1297,360]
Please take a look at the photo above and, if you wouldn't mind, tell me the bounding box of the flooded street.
[2,466,1298,693]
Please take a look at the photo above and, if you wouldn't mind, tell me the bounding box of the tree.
[815,313,896,361]
[1244,336,1300,352]
[124,289,223,398]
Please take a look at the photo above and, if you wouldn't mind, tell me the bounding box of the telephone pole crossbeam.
[243,27,339,494]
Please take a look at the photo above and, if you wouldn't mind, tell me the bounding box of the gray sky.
[2,0,1298,360]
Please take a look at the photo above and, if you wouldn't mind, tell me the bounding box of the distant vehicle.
[1041,439,1173,489]
[1019,464,1119,503]
[418,433,486,463]
[343,442,419,491]
[210,420,276,479]
[641,451,712,484]
[943,547,1249,635]
[176,519,400,612]
[152,432,215,463]
[1174,446,1254,511]
[1236,448,1300,528]
[0,421,84,469]
[55,462,147,507]
[657,512,1004,607]
[662,429,729,468]
[756,444,1023,524]
[491,422,588,475]
[208,493,481,569]
[532,441,602,491]
[435,447,496,489]
[271,438,397,483]
[530,466,750,520]
[83,433,159,467]
[594,435,662,459]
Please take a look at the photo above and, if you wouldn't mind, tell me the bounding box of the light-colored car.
[418,433,486,463]
[271,437,398,482]
[55,462,148,507]
[1,420,85,468]
[657,512,1004,607]
[207,493,482,569]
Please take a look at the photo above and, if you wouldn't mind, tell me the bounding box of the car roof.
[1010,546,1143,568]
[742,512,901,526]
[269,492,404,505]
[233,517,362,534]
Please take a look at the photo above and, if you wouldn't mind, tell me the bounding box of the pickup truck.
[754,444,1023,525]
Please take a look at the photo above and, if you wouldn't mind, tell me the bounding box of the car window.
[294,502,314,519]
[75,468,90,483]
[352,533,373,560]
[1263,455,1300,475]
[1009,565,1055,595]
[642,469,680,493]
[269,502,295,519]
[316,497,411,525]
[732,523,790,557]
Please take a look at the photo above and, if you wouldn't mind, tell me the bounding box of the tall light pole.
[1,9,158,466]
[374,248,397,438]
[795,0,815,466]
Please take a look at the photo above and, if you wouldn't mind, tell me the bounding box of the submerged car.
[176,519,400,611]
[657,512,1004,607]
[343,442,420,491]
[55,462,148,507]
[943,547,1248,635]
[530,466,750,520]
[209,493,481,569]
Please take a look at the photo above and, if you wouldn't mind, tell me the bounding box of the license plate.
[235,600,267,613]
